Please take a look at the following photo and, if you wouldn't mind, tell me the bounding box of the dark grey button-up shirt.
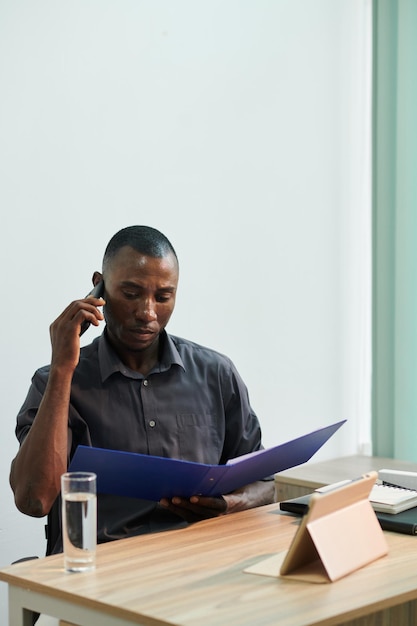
[16,330,264,552]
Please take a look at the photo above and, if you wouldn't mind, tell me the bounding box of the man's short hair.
[103,226,178,267]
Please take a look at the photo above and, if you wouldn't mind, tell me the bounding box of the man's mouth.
[130,327,155,337]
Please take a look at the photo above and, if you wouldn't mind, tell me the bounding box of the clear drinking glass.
[61,472,97,572]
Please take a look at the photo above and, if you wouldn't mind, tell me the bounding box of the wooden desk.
[2,503,417,626]
[274,454,417,501]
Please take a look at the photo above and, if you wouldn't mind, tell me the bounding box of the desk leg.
[8,586,34,626]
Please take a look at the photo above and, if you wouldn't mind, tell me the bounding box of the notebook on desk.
[370,483,417,514]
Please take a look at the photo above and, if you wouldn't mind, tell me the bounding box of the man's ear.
[92,271,103,286]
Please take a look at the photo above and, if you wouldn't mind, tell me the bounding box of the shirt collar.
[97,329,185,382]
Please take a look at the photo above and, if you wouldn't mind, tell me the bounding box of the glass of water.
[61,472,97,572]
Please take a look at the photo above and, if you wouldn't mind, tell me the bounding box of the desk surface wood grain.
[2,503,417,626]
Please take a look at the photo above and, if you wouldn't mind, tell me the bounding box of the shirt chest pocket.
[175,413,223,464]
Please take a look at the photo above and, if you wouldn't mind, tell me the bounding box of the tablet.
[245,472,388,583]
[280,471,388,582]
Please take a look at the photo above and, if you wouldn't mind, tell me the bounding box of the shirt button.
[143,379,149,387]
[149,420,156,428]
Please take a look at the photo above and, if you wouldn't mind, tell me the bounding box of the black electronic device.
[79,280,104,336]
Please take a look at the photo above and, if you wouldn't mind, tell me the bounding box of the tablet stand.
[245,472,388,583]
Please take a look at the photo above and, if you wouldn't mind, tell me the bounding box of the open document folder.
[69,419,346,501]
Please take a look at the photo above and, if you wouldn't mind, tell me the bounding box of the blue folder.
[69,419,346,501]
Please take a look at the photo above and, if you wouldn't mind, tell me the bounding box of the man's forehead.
[104,246,179,279]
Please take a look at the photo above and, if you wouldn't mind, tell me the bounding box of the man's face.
[102,246,178,356]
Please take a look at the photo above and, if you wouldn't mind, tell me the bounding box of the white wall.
[0,1,371,622]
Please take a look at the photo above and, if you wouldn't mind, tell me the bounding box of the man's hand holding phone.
[49,281,105,374]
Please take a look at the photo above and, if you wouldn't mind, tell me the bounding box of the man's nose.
[135,299,157,321]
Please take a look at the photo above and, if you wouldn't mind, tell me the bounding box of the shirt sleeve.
[219,360,264,464]
[15,367,49,445]
[14,366,84,461]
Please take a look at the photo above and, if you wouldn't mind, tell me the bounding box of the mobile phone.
[87,280,105,299]
[79,280,105,336]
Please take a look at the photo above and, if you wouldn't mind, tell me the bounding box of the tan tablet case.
[246,471,388,583]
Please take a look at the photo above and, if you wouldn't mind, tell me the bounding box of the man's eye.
[156,295,171,303]
[123,291,138,299]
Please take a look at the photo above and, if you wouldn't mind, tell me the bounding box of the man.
[10,225,274,556]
